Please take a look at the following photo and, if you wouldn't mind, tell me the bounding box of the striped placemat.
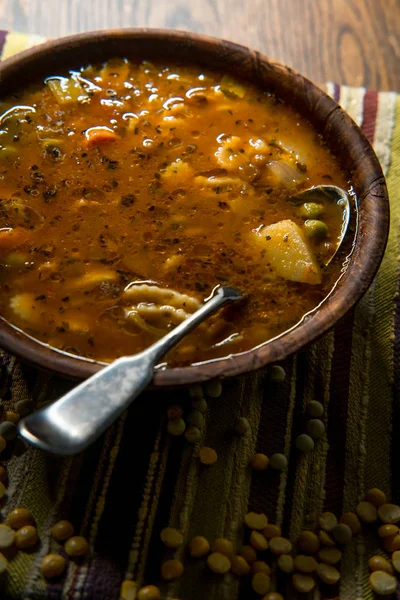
[0,31,399,600]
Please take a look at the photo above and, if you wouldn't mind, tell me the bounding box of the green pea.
[304,219,328,242]
[299,202,324,219]
[192,398,208,413]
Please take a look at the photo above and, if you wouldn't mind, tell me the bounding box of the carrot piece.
[85,126,119,148]
[0,227,31,251]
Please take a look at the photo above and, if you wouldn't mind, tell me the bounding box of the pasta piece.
[252,220,321,284]
[0,227,32,251]
[161,160,194,184]
[215,136,247,170]
[46,77,84,104]
[67,269,117,290]
[135,303,191,323]
[10,293,39,323]
[123,284,201,312]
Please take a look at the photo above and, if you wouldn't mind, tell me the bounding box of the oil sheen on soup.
[0,59,348,366]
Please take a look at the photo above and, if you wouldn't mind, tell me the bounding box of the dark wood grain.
[0,30,389,384]
[0,0,398,90]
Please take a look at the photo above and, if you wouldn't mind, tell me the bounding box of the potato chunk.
[252,219,321,284]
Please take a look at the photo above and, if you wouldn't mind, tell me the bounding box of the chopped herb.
[35,294,46,301]
[120,194,136,207]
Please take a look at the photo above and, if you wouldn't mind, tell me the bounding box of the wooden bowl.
[0,29,389,385]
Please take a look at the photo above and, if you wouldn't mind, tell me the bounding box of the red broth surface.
[0,60,347,365]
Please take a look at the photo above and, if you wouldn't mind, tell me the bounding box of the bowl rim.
[0,28,389,385]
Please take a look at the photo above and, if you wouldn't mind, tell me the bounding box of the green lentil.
[185,426,201,443]
[296,434,315,452]
[234,417,251,436]
[306,400,324,417]
[167,418,186,436]
[268,365,286,382]
[270,453,288,471]
[192,398,207,413]
[206,380,222,398]
[306,419,325,439]
[187,410,204,429]
[189,384,204,400]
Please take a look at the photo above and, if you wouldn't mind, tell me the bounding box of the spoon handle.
[19,286,242,456]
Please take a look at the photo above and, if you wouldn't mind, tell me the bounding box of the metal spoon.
[289,185,351,266]
[18,286,243,456]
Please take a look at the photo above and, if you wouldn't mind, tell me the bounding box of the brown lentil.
[0,481,6,499]
[318,512,338,532]
[263,524,281,539]
[294,555,317,573]
[365,488,387,507]
[137,585,161,600]
[251,453,270,471]
[189,384,204,400]
[269,536,292,555]
[250,531,268,551]
[318,547,342,565]
[120,580,137,600]
[392,550,400,572]
[64,535,89,557]
[0,421,17,441]
[292,573,316,593]
[5,411,19,424]
[244,512,268,530]
[262,594,284,600]
[51,520,74,541]
[356,501,377,523]
[369,571,397,595]
[0,552,8,574]
[382,534,400,552]
[0,465,6,482]
[199,446,217,465]
[7,508,34,530]
[188,535,210,558]
[277,554,294,573]
[0,524,15,549]
[378,524,399,538]
[161,559,184,580]
[319,530,335,547]
[378,503,400,524]
[368,555,393,574]
[332,523,352,545]
[41,554,66,579]
[316,563,340,584]
[252,561,271,575]
[230,555,250,576]
[15,525,38,549]
[234,417,251,436]
[212,538,233,556]
[297,531,320,554]
[252,572,271,595]
[160,527,183,549]
[167,405,183,420]
[0,436,6,453]
[340,512,362,535]
[207,552,231,574]
[239,545,257,564]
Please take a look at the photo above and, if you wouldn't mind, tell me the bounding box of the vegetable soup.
[0,59,349,365]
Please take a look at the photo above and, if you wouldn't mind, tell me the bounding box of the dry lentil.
[378,503,400,524]
[41,554,66,579]
[365,488,387,507]
[340,512,362,535]
[277,554,294,573]
[316,563,340,584]
[297,531,320,554]
[0,481,6,499]
[270,453,288,471]
[356,501,377,523]
[167,405,183,420]
[64,535,88,557]
[161,559,184,580]
[0,524,15,549]
[382,534,400,552]
[51,520,74,541]
[268,365,286,382]
[239,545,257,564]
[263,524,281,539]
[206,380,222,398]
[5,411,19,424]
[307,419,325,439]
[252,572,271,595]
[7,508,34,530]
[184,426,201,443]
[192,398,207,413]
[318,547,342,564]
[234,417,250,436]
[189,384,204,399]
[369,571,397,595]
[212,538,233,556]
[368,555,393,574]
[207,552,231,574]
[0,421,17,441]
[251,453,270,471]
[294,555,317,573]
[306,400,324,417]
[187,410,204,429]
[319,530,335,546]
[160,527,183,549]
[0,552,8,575]
[250,531,268,551]
[15,399,34,417]
[332,523,352,545]
[199,447,217,465]
[262,594,284,600]
[0,436,6,453]
[137,585,161,600]
[252,561,271,574]
[295,434,314,452]
[269,536,292,555]
[120,580,137,600]
[188,536,210,558]
[167,418,186,436]
[292,573,316,593]
[244,512,268,530]
[392,550,400,572]
[0,465,6,482]
[378,524,399,538]
[15,525,38,549]
[230,555,250,576]
[318,512,338,532]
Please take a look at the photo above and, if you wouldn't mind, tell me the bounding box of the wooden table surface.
[0,0,398,91]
